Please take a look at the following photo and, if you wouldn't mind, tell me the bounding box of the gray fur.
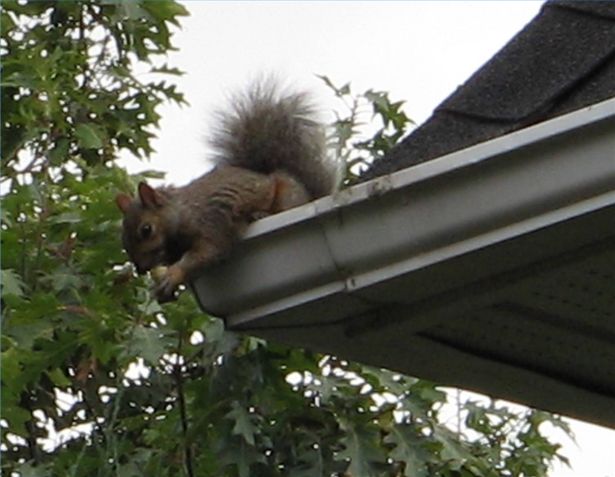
[209,79,340,198]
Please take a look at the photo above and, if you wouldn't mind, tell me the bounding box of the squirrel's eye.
[140,223,153,239]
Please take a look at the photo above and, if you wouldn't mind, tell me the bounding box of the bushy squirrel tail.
[209,79,340,198]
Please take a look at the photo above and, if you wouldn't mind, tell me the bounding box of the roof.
[194,97,615,428]
[192,1,615,427]
[362,0,615,180]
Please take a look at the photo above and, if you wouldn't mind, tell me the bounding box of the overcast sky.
[136,2,615,475]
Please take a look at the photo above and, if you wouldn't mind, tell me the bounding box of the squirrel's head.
[116,182,171,274]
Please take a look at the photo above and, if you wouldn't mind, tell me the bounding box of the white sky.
[137,2,615,475]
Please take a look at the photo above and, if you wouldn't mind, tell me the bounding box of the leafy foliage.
[2,2,571,476]
[320,75,414,183]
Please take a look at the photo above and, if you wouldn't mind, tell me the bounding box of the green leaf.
[47,367,71,387]
[226,403,257,446]
[220,438,266,477]
[127,325,168,364]
[436,429,473,470]
[14,461,53,477]
[116,1,147,21]
[150,64,185,76]
[75,123,104,149]
[1,268,26,297]
[384,426,431,477]
[142,2,190,26]
[1,392,32,436]
[50,212,82,224]
[336,419,386,477]
[49,137,70,164]
[3,316,55,350]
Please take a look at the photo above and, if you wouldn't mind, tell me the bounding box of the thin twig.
[175,334,195,477]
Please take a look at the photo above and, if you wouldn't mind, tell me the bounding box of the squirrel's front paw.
[153,265,185,303]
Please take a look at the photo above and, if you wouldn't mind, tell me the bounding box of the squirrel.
[116,80,340,303]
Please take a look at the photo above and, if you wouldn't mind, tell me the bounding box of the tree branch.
[175,334,194,477]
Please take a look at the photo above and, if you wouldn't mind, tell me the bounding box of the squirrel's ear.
[116,193,133,215]
[138,181,165,208]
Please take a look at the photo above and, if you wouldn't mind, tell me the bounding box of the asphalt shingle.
[362,0,615,180]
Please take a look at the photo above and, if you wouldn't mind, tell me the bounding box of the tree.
[1,2,571,476]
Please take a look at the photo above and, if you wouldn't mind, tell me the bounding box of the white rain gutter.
[193,97,615,326]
